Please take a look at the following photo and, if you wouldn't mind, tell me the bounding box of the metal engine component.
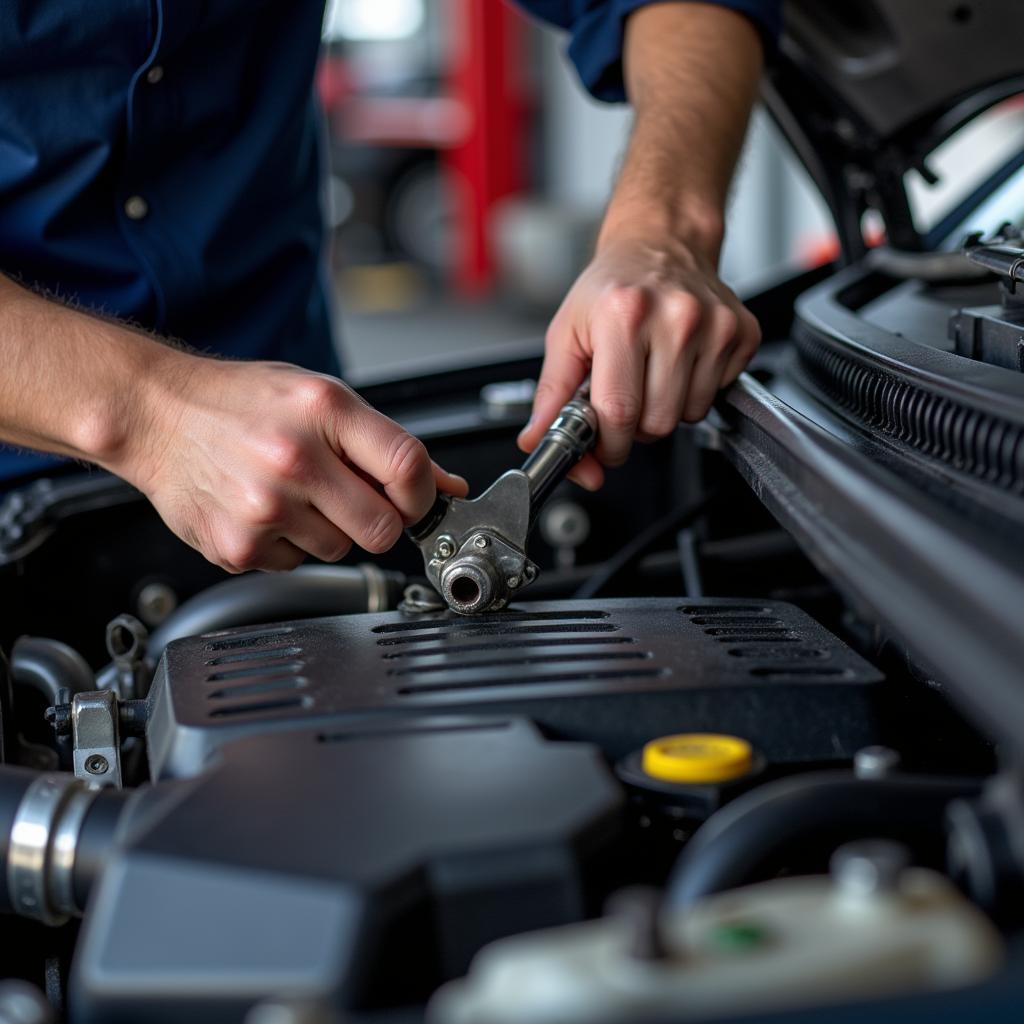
[853,744,901,780]
[949,226,1024,372]
[480,379,536,421]
[539,499,590,554]
[946,774,1024,919]
[71,691,122,789]
[135,581,178,628]
[0,981,55,1024]
[104,614,148,701]
[408,391,597,614]
[10,637,94,706]
[398,582,447,614]
[830,838,910,897]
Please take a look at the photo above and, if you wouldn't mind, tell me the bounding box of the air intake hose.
[147,563,406,661]
[667,771,983,909]
[92,565,407,696]
[0,766,130,925]
[10,636,94,704]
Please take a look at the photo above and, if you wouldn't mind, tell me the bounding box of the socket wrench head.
[440,555,503,615]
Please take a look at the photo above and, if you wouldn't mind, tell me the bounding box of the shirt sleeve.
[513,0,783,103]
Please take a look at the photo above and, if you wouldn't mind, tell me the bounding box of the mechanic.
[0,0,776,574]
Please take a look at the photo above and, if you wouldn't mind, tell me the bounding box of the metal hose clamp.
[8,773,98,924]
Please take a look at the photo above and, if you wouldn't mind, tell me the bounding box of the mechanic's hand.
[517,233,760,489]
[120,357,468,573]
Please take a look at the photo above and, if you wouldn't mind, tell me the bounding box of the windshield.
[905,96,1024,246]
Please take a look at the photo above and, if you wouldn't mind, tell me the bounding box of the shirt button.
[124,195,149,220]
[145,65,164,85]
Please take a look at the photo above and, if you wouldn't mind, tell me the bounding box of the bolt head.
[853,745,901,779]
[831,839,909,897]
[44,704,73,737]
[136,581,178,626]
[473,535,490,549]
[436,539,455,559]
[506,576,520,588]
[84,755,109,776]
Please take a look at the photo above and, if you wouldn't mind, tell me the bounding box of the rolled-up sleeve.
[514,1,782,103]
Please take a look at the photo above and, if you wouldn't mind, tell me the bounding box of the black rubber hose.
[10,637,94,705]
[666,771,984,910]
[72,788,132,911]
[147,564,407,660]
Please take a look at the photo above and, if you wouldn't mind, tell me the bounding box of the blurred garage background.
[320,0,1024,380]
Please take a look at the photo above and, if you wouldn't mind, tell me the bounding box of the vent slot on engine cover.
[378,608,666,694]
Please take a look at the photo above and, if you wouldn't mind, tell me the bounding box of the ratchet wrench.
[406,389,598,614]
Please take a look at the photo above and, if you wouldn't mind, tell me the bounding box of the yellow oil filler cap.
[641,733,753,784]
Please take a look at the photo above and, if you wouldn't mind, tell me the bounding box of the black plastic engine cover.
[71,717,621,1022]
[147,598,883,780]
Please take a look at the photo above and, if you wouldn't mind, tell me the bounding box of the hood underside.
[767,0,1024,255]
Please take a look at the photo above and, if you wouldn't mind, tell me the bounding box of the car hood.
[766,0,1024,255]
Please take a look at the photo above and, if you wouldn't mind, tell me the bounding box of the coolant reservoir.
[429,861,1002,1024]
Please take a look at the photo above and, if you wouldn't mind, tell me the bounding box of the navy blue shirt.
[515,1,782,102]
[0,0,779,485]
[0,0,337,483]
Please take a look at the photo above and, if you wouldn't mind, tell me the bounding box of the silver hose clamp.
[8,773,97,925]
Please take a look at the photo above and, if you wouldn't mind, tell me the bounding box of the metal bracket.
[104,614,149,701]
[71,690,122,789]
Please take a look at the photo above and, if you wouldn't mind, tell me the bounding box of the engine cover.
[147,598,883,780]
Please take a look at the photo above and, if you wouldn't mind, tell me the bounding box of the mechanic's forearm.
[598,2,764,261]
[0,274,190,476]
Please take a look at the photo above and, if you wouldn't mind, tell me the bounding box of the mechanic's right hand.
[118,356,468,573]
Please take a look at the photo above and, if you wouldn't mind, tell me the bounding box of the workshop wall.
[320,0,834,376]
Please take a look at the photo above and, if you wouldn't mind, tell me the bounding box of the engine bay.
[2,247,1022,1020]
[4,2,1024,1021]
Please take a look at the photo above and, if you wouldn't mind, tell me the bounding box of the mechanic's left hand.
[517,232,760,489]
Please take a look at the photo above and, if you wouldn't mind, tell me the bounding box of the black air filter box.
[71,717,621,1020]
